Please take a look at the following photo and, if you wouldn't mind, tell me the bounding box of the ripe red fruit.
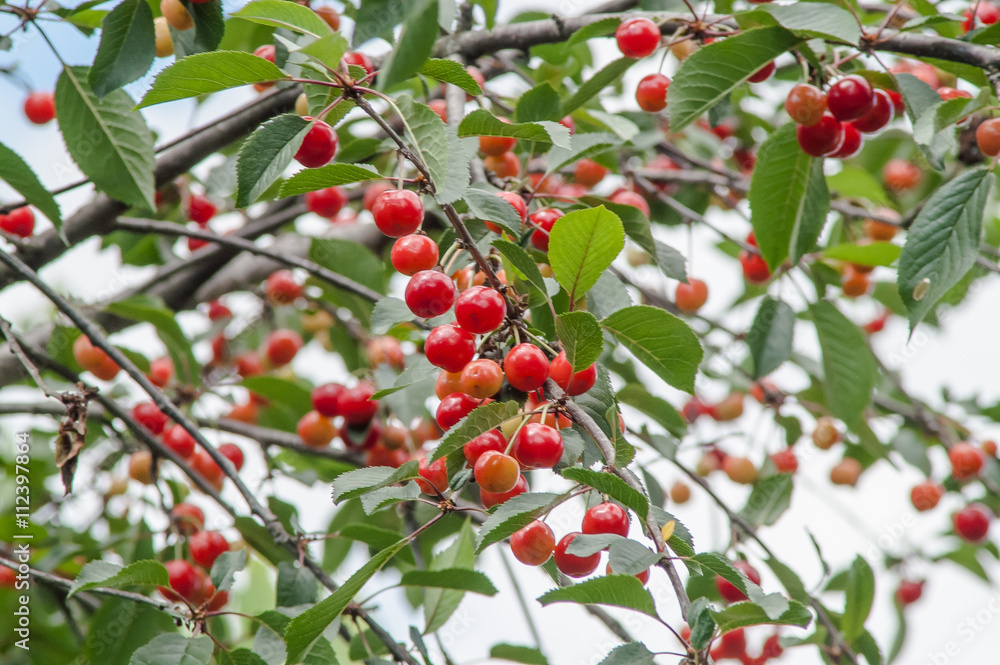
[342,51,374,75]
[831,122,863,159]
[160,559,201,602]
[896,580,924,606]
[715,560,761,603]
[479,133,518,158]
[963,2,1000,30]
[785,84,827,126]
[609,190,650,216]
[528,208,564,251]
[24,91,56,124]
[739,250,771,283]
[484,151,521,178]
[190,530,229,568]
[675,278,708,313]
[391,235,439,275]
[363,182,393,212]
[582,502,629,537]
[265,329,303,366]
[747,60,775,83]
[170,503,204,534]
[635,73,670,112]
[294,118,337,168]
[186,193,216,225]
[827,75,876,121]
[510,520,556,566]
[770,449,798,474]
[615,17,661,58]
[73,334,120,381]
[315,5,340,30]
[548,351,596,396]
[504,343,550,392]
[455,286,506,334]
[762,634,783,659]
[796,113,844,156]
[405,270,457,318]
[425,324,475,373]
[883,158,922,192]
[460,359,504,399]
[954,504,991,543]
[513,422,564,469]
[416,455,449,494]
[436,392,480,430]
[474,450,520,493]
[852,89,893,134]
[265,270,302,305]
[463,429,506,465]
[716,628,747,659]
[435,370,462,399]
[574,158,608,187]
[297,410,337,447]
[0,207,35,238]
[373,189,423,237]
[147,356,174,388]
[481,473,528,508]
[218,443,244,471]
[207,300,231,321]
[337,382,378,425]
[305,186,347,218]
[163,424,197,458]
[554,533,601,578]
[133,402,168,435]
[950,442,984,480]
[976,118,1000,157]
[485,191,528,233]
[311,383,344,417]
[366,443,409,468]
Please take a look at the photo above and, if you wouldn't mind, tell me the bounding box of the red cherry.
[716,628,747,659]
[474,450,520,493]
[796,113,844,156]
[233,351,262,378]
[484,151,521,178]
[883,159,922,192]
[207,300,231,321]
[342,51,374,75]
[528,208,564,251]
[785,83,827,126]
[635,73,670,112]
[311,382,344,417]
[160,559,200,602]
[366,443,409,468]
[574,158,608,187]
[548,351,596,396]
[485,191,528,233]
[510,520,556,566]
[391,235,439,275]
[963,2,1000,31]
[363,182,393,212]
[133,402,168,435]
[615,17,661,58]
[582,502,629,537]
[977,118,1000,157]
[297,410,337,447]
[460,359,504,399]
[425,324,476,372]
[504,343,550,392]
[265,270,302,305]
[187,193,216,225]
[554,532,601,578]
[770,449,798,474]
[265,329,302,366]
[305,186,347,218]
[455,286,506,334]
[609,190,650,216]
[189,530,229,569]
[372,189,423,237]
[911,480,944,511]
[436,392,479,430]
[675,278,708,313]
[163,424,197,458]
[481,473,528,508]
[852,89,893,134]
[147,356,174,387]
[953,504,991,543]
[170,503,204,534]
[830,122,862,159]
[827,75,875,122]
[513,422,564,469]
[747,60,775,83]
[405,270,457,318]
[739,250,771,283]
[254,44,275,64]
[23,91,55,124]
[715,560,761,602]
[762,634,783,659]
[950,442,984,480]
[416,455,449,494]
[896,580,924,606]
[218,443,244,471]
[480,134,518,158]
[336,382,378,425]
[294,118,337,168]
[463,429,506,465]
[0,207,35,238]
[560,115,575,133]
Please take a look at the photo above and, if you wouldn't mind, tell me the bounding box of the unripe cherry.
[474,450,520,493]
[510,520,556,566]
[785,84,827,125]
[460,359,504,399]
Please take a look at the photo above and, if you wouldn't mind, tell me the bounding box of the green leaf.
[843,556,875,641]
[493,239,548,294]
[490,644,549,665]
[668,27,801,131]
[280,163,381,197]
[373,357,438,400]
[567,16,621,47]
[210,549,246,593]
[616,384,686,438]
[765,556,810,604]
[515,82,562,122]
[420,58,483,96]
[276,562,318,607]
[128,634,213,665]
[424,520,477,633]
[360,482,421,514]
[549,205,625,302]
[897,167,991,329]
[284,538,408,663]
[565,535,661,574]
[68,560,167,597]
[546,133,619,177]
[538,575,658,617]
[457,109,571,148]
[57,66,155,209]
[561,467,648,521]
[555,311,603,372]
[176,0,225,56]
[432,401,519,462]
[687,598,716,650]
[298,33,349,71]
[744,3,860,44]
[739,473,794,527]
[823,242,901,267]
[435,129,478,204]
[710,600,812,634]
[895,73,941,125]
[747,297,795,379]
[748,123,830,269]
[598,642,653,665]
[230,0,332,37]
[690,553,762,598]
[561,57,635,117]
[400,568,498,595]
[601,305,703,394]
[398,95,451,193]
[309,237,386,296]
[370,297,414,336]
[652,240,688,282]
[104,294,198,384]
[464,187,523,235]
[89,0,154,98]
[236,114,311,207]
[235,516,294,565]
[378,0,438,90]
[0,142,62,227]
[331,462,419,503]
[912,97,976,146]
[240,375,313,416]
[826,167,891,206]
[810,301,878,427]
[475,492,561,553]
[137,51,286,108]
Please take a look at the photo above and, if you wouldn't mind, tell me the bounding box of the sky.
[2,0,1000,664]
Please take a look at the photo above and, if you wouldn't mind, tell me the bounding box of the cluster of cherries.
[156,502,237,611]
[910,440,995,545]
